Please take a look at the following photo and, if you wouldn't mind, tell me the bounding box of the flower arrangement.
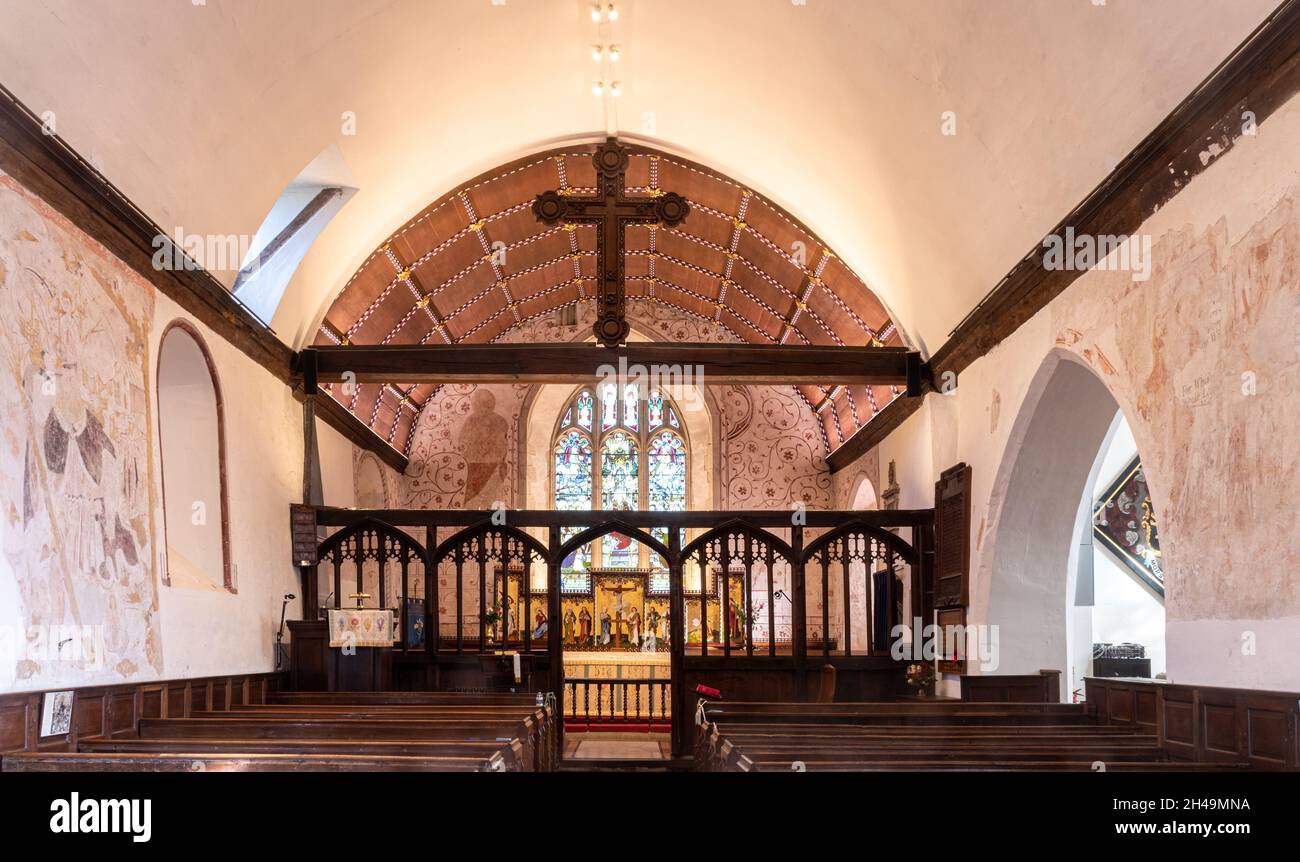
[905,663,935,692]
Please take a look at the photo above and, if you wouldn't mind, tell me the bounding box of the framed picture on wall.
[40,690,74,737]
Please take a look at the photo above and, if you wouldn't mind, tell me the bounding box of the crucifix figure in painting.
[532,138,690,347]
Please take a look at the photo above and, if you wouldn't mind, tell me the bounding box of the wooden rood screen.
[298,507,934,755]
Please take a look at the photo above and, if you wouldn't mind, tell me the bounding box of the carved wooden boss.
[532,138,689,347]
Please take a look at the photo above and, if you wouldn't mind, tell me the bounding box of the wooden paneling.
[0,671,286,757]
[75,695,105,738]
[141,686,164,719]
[961,670,1060,703]
[166,684,187,718]
[190,682,209,714]
[1086,677,1298,770]
[0,703,30,752]
[107,693,136,737]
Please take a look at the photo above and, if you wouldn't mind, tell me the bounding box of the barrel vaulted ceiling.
[315,142,906,455]
[0,0,1281,450]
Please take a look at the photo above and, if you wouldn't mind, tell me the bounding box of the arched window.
[552,385,688,592]
[157,321,231,591]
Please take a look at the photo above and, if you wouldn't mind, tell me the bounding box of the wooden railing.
[564,677,672,726]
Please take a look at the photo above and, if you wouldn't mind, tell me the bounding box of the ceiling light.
[608,45,621,62]
[590,4,602,22]
[591,45,603,62]
[607,4,619,22]
[592,82,605,97]
[610,81,621,98]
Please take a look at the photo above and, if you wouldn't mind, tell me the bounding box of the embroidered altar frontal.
[328,609,396,647]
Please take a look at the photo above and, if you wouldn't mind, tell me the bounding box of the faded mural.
[0,173,162,687]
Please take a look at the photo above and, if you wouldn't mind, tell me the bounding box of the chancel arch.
[156,320,232,593]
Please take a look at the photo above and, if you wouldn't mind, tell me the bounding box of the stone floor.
[564,732,672,760]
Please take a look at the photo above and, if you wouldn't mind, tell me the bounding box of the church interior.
[0,0,1298,803]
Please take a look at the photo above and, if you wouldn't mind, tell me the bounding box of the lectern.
[288,608,395,692]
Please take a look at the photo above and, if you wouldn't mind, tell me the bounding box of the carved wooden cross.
[533,138,690,347]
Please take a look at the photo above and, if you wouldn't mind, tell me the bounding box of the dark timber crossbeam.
[311,506,934,529]
[296,343,919,386]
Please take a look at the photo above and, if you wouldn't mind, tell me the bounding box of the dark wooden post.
[425,526,436,656]
[668,527,686,757]
[546,526,563,755]
[791,524,807,671]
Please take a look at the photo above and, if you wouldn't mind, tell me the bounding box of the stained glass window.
[648,431,687,573]
[648,390,664,428]
[559,525,591,590]
[623,383,640,431]
[553,385,690,573]
[601,431,639,567]
[600,383,618,431]
[554,430,592,512]
[576,390,594,431]
[555,433,593,581]
[647,431,686,512]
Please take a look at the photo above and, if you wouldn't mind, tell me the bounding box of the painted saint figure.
[642,607,660,652]
[578,606,592,644]
[599,609,612,646]
[626,606,641,647]
[563,607,576,644]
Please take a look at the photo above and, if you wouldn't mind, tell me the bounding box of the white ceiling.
[0,0,1278,353]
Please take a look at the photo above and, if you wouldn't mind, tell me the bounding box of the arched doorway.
[978,350,1165,701]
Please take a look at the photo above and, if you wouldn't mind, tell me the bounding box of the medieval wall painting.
[0,173,162,688]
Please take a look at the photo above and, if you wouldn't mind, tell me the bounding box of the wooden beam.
[0,84,409,474]
[826,392,925,473]
[297,343,916,386]
[312,506,935,530]
[932,0,1300,387]
[0,83,293,383]
[831,0,1300,472]
[291,388,408,474]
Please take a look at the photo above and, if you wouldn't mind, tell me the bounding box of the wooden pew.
[699,701,1089,724]
[223,700,558,763]
[75,737,529,772]
[135,715,550,771]
[692,700,1244,772]
[222,696,553,764]
[3,751,509,772]
[271,691,544,706]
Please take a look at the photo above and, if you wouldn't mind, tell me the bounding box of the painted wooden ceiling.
[316,142,905,457]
